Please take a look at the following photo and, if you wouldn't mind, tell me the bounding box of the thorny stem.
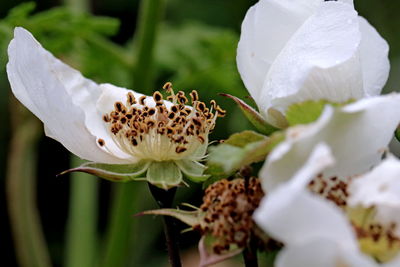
[148,184,182,267]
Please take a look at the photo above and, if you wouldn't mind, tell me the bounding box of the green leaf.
[206,131,284,178]
[146,161,183,190]
[139,208,200,227]
[59,161,150,182]
[175,160,210,183]
[221,93,279,135]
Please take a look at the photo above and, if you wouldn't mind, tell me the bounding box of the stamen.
[102,83,224,161]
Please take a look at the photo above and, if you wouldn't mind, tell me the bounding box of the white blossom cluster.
[237,0,400,266]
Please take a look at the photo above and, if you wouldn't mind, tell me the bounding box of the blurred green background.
[0,0,398,267]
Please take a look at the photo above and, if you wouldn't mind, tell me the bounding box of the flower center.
[101,82,225,161]
[308,174,350,208]
[349,207,400,263]
[196,178,265,254]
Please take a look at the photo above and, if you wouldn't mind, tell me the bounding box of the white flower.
[7,27,224,188]
[349,156,400,237]
[260,94,400,192]
[237,0,389,124]
[254,146,400,267]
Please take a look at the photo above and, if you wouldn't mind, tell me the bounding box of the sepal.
[221,93,279,134]
[206,130,284,178]
[58,160,150,182]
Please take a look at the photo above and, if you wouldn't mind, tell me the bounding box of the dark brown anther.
[97,138,105,146]
[114,102,124,112]
[175,147,187,153]
[103,114,111,123]
[148,108,156,116]
[190,90,199,102]
[163,82,173,91]
[139,96,146,105]
[127,92,136,105]
[153,91,163,102]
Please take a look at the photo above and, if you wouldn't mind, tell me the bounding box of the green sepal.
[175,160,210,183]
[206,131,285,179]
[58,160,150,182]
[286,99,354,126]
[146,161,183,190]
[139,208,201,227]
[221,93,279,135]
[206,131,284,179]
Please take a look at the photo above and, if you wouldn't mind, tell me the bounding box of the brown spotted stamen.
[195,178,264,254]
[101,83,225,161]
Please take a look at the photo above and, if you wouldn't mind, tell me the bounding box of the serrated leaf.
[206,132,284,177]
[146,161,183,190]
[175,160,210,183]
[59,161,150,182]
[199,235,243,267]
[221,94,278,135]
[139,208,201,227]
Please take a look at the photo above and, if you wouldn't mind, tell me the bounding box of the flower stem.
[148,184,182,267]
[242,236,258,267]
[6,108,52,267]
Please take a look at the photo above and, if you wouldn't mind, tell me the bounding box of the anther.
[190,90,199,102]
[114,102,124,112]
[127,92,136,105]
[176,147,187,153]
[97,138,105,146]
[163,82,173,92]
[103,114,111,122]
[139,96,146,105]
[153,91,163,102]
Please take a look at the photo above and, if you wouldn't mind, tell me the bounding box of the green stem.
[6,114,52,267]
[65,157,98,267]
[101,183,145,267]
[132,0,166,93]
[101,0,166,266]
[61,1,99,266]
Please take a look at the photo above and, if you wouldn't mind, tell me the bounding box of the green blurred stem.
[65,157,98,267]
[64,0,90,13]
[132,0,166,93]
[101,0,166,266]
[62,1,99,267]
[101,183,144,267]
[6,116,52,267]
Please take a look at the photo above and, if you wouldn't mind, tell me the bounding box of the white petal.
[237,0,324,101]
[261,94,400,192]
[7,27,127,163]
[259,2,363,116]
[349,156,400,236]
[359,16,390,96]
[254,143,357,247]
[277,239,377,267]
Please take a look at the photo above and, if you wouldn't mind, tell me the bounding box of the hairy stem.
[148,184,182,267]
